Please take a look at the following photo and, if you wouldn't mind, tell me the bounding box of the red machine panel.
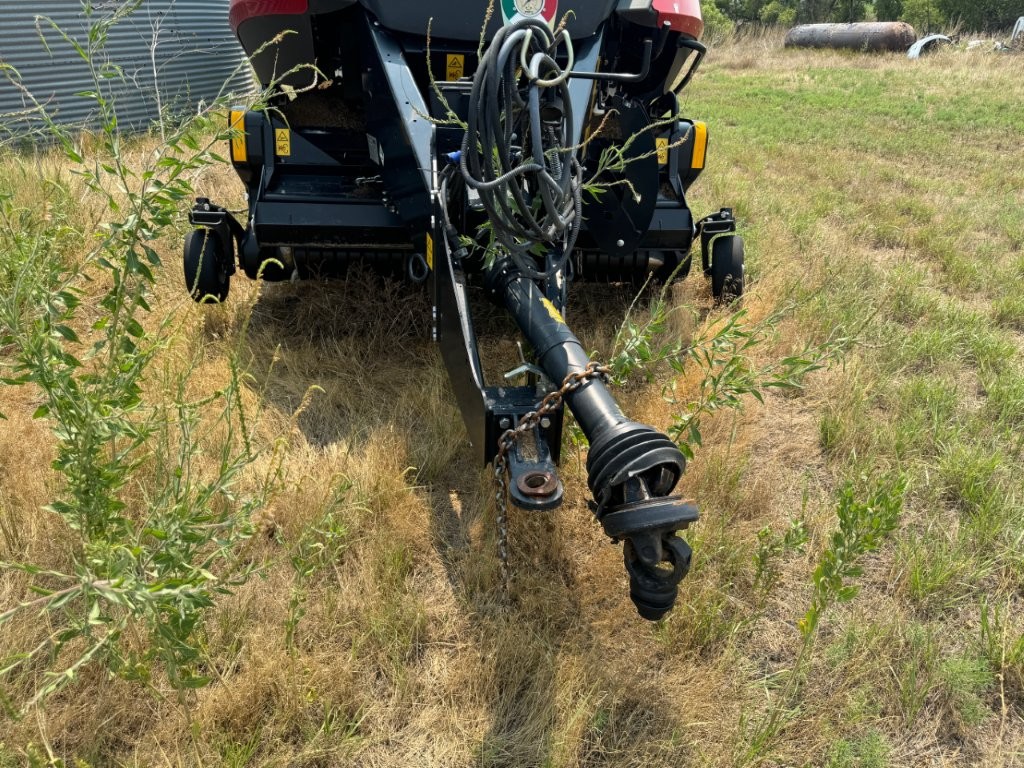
[229,0,309,32]
[652,0,704,40]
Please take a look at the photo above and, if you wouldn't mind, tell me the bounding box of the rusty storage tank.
[0,1,251,133]
[785,22,917,52]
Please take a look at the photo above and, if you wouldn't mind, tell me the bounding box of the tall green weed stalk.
[0,3,276,712]
[738,476,906,766]
[608,283,849,460]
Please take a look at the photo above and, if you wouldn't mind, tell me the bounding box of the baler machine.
[187,0,746,620]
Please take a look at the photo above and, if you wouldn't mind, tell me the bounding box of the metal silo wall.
[0,0,252,133]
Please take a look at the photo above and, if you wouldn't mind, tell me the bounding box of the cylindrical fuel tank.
[784,22,917,52]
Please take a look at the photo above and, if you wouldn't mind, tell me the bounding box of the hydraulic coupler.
[487,261,699,620]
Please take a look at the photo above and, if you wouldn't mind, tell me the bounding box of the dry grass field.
[1,27,1023,768]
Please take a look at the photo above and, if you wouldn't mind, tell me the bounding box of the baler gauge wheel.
[711,234,745,302]
[184,229,230,303]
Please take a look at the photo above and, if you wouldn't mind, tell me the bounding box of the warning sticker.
[446,54,465,81]
[425,233,434,271]
[541,298,565,325]
[656,137,669,166]
[275,128,291,157]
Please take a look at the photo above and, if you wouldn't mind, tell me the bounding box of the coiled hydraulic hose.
[460,17,583,281]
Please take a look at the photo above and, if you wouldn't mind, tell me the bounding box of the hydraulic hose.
[460,17,583,281]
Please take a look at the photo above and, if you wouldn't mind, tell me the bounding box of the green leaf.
[688,422,703,448]
[54,325,80,343]
[837,585,859,602]
[124,318,145,339]
[178,675,212,689]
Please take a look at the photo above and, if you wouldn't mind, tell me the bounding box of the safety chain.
[492,361,612,590]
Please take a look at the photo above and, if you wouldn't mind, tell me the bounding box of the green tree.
[715,0,769,22]
[782,0,869,24]
[901,0,946,32]
[935,0,1020,31]
[830,0,868,21]
[760,0,798,25]
[703,2,736,42]
[875,0,903,20]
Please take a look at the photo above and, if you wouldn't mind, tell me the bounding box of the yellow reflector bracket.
[691,121,708,170]
[425,233,434,271]
[229,110,246,164]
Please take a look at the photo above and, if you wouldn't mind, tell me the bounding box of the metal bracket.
[505,424,564,511]
[189,198,246,274]
[432,198,565,467]
[568,24,670,84]
[697,207,737,276]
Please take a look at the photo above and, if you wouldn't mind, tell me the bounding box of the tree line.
[706,0,1022,32]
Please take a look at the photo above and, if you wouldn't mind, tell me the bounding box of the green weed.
[899,530,977,613]
[824,730,890,768]
[737,476,905,765]
[664,309,844,461]
[0,4,277,711]
[938,655,993,728]
[285,479,359,652]
[892,622,941,728]
[978,599,1024,693]
[753,516,808,595]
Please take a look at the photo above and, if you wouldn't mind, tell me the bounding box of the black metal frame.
[698,207,737,276]
[188,198,245,275]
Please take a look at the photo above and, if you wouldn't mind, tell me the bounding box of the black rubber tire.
[710,234,745,301]
[184,229,230,303]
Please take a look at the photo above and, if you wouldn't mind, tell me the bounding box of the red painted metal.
[229,0,309,32]
[652,0,704,40]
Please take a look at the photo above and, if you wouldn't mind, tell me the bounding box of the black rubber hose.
[460,17,582,281]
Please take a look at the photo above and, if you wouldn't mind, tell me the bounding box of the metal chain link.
[492,361,612,589]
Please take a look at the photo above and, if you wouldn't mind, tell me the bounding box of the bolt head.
[540,417,552,429]
[499,417,512,430]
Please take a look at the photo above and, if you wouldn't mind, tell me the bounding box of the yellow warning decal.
[541,298,565,325]
[446,54,465,81]
[425,233,434,271]
[691,122,708,170]
[229,110,246,164]
[656,137,669,166]
[275,128,291,157]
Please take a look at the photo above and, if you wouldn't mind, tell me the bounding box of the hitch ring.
[517,471,559,498]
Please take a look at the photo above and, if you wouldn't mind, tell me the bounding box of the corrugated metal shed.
[0,0,252,132]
